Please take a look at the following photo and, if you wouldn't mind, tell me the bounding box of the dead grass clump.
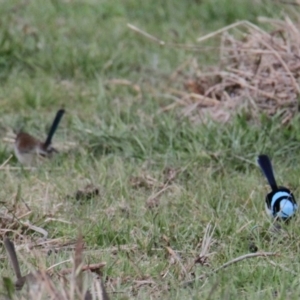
[2,235,109,300]
[181,18,300,124]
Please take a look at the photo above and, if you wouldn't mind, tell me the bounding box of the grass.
[1,0,300,299]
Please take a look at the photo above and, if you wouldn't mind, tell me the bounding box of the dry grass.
[2,1,300,299]
[170,18,300,124]
[2,235,108,299]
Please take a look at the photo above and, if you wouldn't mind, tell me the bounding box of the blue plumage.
[257,154,297,220]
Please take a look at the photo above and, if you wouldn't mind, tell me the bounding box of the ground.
[1,1,300,299]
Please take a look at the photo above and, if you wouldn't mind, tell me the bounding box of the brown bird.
[3,238,50,293]
[14,109,65,165]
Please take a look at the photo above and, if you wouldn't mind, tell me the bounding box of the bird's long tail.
[257,154,278,191]
[4,238,23,280]
[44,109,65,148]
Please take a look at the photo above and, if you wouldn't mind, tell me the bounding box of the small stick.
[146,184,171,203]
[0,155,13,169]
[197,20,247,42]
[182,252,277,285]
[59,263,107,275]
[212,252,277,274]
[21,221,48,238]
[127,23,165,45]
[127,23,205,50]
[47,259,72,271]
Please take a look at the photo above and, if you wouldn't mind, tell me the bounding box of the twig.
[44,217,72,224]
[197,20,247,42]
[0,155,13,169]
[182,252,277,286]
[212,252,277,274]
[167,88,220,105]
[146,184,171,202]
[59,263,106,275]
[47,259,72,271]
[21,221,48,238]
[0,166,37,171]
[127,23,208,50]
[127,23,165,45]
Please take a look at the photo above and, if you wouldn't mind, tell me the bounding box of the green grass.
[1,0,300,299]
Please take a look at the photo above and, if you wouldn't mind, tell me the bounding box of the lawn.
[1,0,300,299]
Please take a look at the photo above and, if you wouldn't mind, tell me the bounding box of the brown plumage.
[14,109,65,165]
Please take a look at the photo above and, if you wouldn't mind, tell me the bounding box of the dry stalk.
[182,251,277,286]
[179,19,300,123]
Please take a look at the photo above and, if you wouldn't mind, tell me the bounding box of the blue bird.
[257,154,297,220]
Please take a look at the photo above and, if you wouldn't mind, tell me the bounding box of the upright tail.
[4,238,22,280]
[257,154,278,191]
[44,109,65,148]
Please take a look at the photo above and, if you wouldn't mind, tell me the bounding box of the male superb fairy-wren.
[14,109,65,165]
[257,154,297,220]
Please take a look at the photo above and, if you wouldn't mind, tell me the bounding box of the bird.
[14,109,65,165]
[257,154,298,220]
[3,237,50,292]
